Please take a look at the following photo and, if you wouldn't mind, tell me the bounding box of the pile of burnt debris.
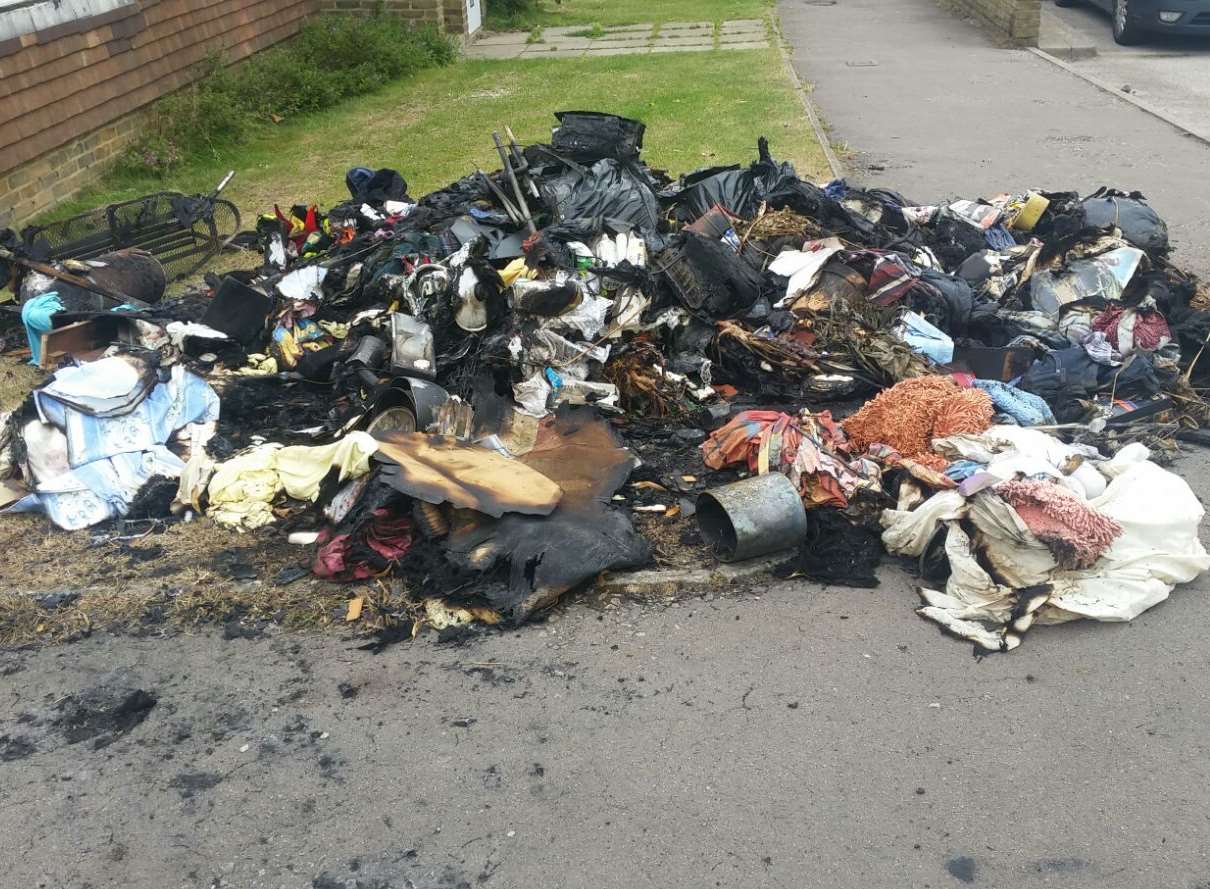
[3,111,1210,651]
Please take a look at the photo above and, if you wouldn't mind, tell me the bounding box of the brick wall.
[317,0,475,36]
[953,0,1040,45]
[0,113,144,226]
[0,0,478,228]
[0,0,320,228]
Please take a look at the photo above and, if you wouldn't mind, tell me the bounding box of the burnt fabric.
[919,268,977,336]
[446,507,647,622]
[347,168,410,206]
[791,412,884,509]
[1020,346,1170,422]
[313,509,415,581]
[929,213,989,271]
[845,250,976,334]
[852,251,922,305]
[1017,346,1102,421]
[774,510,882,588]
[412,172,491,229]
[1081,190,1168,256]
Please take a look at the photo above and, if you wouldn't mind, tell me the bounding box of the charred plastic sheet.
[444,409,648,622]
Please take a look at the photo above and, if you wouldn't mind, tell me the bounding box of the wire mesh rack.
[22,192,241,281]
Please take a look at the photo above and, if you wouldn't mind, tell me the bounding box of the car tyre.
[1112,0,1145,44]
[1054,0,1078,7]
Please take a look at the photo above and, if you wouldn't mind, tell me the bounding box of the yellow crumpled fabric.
[500,257,538,287]
[318,320,350,340]
[206,432,379,530]
[237,354,279,377]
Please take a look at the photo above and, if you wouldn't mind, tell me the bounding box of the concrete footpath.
[467,20,770,59]
[780,0,1210,276]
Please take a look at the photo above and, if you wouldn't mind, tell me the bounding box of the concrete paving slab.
[519,47,587,58]
[585,45,652,56]
[721,18,765,30]
[602,23,654,34]
[651,44,712,53]
[720,41,771,51]
[540,25,587,36]
[587,37,653,49]
[595,31,655,42]
[719,31,769,44]
[654,35,714,46]
[718,25,765,36]
[659,21,714,31]
[472,31,531,46]
[466,43,525,59]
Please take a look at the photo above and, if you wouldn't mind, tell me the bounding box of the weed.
[571,22,606,38]
[121,14,454,176]
[487,0,554,29]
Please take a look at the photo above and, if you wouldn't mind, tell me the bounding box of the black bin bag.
[551,111,646,163]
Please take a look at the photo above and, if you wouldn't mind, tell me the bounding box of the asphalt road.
[1048,0,1210,143]
[5,543,1210,889]
[3,4,1210,889]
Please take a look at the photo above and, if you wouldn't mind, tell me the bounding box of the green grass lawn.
[488,0,774,29]
[44,48,827,229]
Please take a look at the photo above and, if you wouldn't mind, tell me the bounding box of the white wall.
[0,0,136,41]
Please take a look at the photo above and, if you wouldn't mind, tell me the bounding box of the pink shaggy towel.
[995,479,1122,569]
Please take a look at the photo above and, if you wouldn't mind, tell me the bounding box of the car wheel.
[1054,0,1077,7]
[1112,0,1145,44]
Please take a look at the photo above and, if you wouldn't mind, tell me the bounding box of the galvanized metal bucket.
[695,473,808,562]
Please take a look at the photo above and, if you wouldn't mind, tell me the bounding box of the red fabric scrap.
[1091,304,1171,355]
[313,509,414,582]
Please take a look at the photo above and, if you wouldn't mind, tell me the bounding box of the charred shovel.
[505,126,541,201]
[492,131,537,236]
[474,167,524,226]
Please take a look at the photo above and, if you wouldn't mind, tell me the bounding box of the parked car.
[1057,0,1210,44]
